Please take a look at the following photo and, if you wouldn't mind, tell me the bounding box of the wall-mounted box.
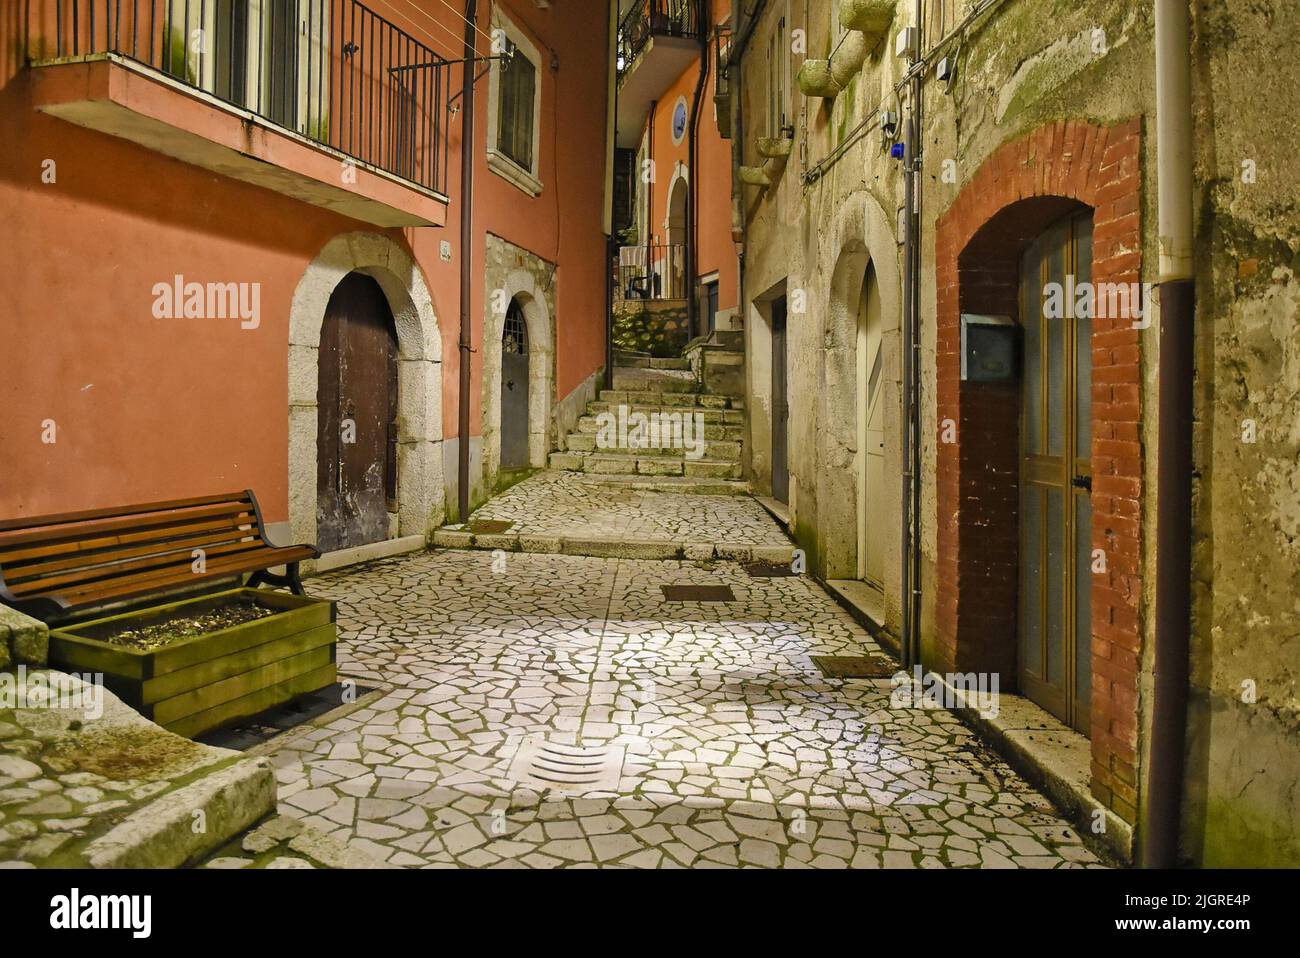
[961,313,1018,382]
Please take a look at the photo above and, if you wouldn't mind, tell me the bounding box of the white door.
[856,262,885,585]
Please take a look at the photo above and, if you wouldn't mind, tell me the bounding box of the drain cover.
[466,519,514,534]
[743,561,795,577]
[507,735,625,793]
[661,584,736,602]
[811,655,897,678]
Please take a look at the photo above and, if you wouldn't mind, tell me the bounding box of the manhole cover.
[466,519,514,534]
[507,735,625,793]
[743,561,795,577]
[661,584,736,602]
[811,655,897,678]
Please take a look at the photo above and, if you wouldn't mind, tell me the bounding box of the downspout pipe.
[686,0,711,338]
[728,0,767,257]
[900,0,925,669]
[456,0,479,523]
[1143,0,1195,869]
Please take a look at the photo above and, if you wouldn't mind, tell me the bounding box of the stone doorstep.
[934,675,1133,865]
[431,530,793,563]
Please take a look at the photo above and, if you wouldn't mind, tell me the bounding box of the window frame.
[487,5,544,196]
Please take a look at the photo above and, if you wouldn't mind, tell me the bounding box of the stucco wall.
[0,0,609,535]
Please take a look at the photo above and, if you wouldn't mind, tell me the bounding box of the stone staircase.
[549,346,746,484]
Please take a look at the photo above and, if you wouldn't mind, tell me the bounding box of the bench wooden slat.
[0,514,261,566]
[3,527,262,583]
[0,490,317,620]
[7,539,271,596]
[0,491,253,533]
[55,546,316,609]
[0,500,258,551]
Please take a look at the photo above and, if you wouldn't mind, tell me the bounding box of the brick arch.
[933,118,1143,823]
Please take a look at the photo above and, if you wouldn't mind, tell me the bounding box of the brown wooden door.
[317,273,398,554]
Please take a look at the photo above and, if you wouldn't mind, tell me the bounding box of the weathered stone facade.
[736,0,1300,865]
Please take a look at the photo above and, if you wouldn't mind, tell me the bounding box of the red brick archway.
[934,119,1143,823]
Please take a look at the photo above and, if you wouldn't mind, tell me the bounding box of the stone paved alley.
[206,506,1105,869]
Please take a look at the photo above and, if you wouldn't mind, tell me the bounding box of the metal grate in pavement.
[660,584,737,602]
[810,655,897,679]
[506,735,626,793]
[466,519,514,534]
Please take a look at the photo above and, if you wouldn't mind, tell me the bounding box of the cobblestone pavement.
[221,548,1105,869]
[445,470,792,551]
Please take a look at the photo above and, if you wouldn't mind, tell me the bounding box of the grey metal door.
[501,300,530,470]
[772,296,789,503]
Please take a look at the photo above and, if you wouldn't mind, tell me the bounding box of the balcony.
[28,0,453,228]
[615,0,702,148]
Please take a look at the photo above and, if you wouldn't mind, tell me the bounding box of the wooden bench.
[0,491,318,623]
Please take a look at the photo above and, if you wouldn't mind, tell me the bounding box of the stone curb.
[84,757,277,868]
[432,529,797,564]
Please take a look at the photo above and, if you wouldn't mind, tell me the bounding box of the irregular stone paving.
[216,549,1106,869]
[448,470,791,548]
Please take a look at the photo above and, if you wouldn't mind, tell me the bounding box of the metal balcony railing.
[614,244,688,302]
[42,0,452,196]
[616,0,700,82]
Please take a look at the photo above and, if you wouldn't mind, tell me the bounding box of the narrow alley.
[211,532,1102,869]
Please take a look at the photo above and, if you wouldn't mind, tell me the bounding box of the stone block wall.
[613,300,689,357]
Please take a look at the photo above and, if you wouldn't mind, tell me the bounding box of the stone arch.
[933,118,1143,824]
[482,267,554,487]
[287,232,444,557]
[816,190,903,588]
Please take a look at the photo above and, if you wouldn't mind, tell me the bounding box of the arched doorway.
[665,172,688,298]
[316,272,399,553]
[1018,208,1095,734]
[500,298,531,470]
[856,261,885,586]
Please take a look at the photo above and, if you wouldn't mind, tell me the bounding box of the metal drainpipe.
[456,0,479,523]
[1142,0,1195,869]
[686,0,711,338]
[900,0,925,669]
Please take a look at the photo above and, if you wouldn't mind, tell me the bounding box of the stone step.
[599,389,744,410]
[562,433,742,461]
[613,354,692,371]
[573,415,744,442]
[575,473,751,495]
[549,451,743,479]
[609,367,699,392]
[585,401,744,425]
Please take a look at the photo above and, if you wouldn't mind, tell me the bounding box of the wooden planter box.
[49,588,337,739]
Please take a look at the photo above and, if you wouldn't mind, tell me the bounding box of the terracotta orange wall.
[640,1,736,310]
[0,0,608,522]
